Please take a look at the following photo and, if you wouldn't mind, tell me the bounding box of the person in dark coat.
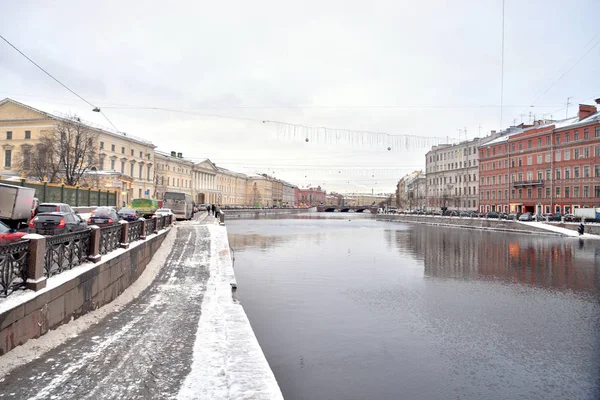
[214,204,219,218]
[207,204,211,215]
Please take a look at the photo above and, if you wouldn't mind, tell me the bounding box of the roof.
[0,98,155,148]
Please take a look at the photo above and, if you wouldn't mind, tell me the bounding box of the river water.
[227,214,600,400]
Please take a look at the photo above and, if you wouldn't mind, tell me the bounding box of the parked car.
[498,212,509,220]
[518,212,533,221]
[117,207,141,222]
[507,212,520,220]
[154,208,174,217]
[485,211,499,219]
[87,207,120,227]
[564,213,578,222]
[0,220,28,244]
[29,211,88,235]
[34,202,75,216]
[548,212,562,222]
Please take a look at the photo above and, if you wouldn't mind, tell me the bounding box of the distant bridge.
[316,205,379,214]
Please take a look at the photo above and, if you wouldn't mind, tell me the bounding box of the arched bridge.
[317,205,379,214]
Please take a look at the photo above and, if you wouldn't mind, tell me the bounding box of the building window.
[139,164,143,179]
[528,140,532,149]
[537,138,541,147]
[595,165,600,177]
[111,144,115,151]
[518,143,523,151]
[147,165,151,180]
[537,188,542,198]
[556,168,561,180]
[139,151,143,158]
[110,159,116,170]
[527,156,532,165]
[3,149,11,168]
[584,166,590,178]
[556,135,561,145]
[555,152,561,162]
[574,167,580,178]
[537,170,543,180]
[584,147,590,158]
[565,133,570,143]
[100,141,104,149]
[22,148,31,169]
[595,186,600,198]
[131,149,134,156]
[555,187,561,198]
[546,169,551,180]
[6,131,12,140]
[518,158,522,166]
[574,148,580,159]
[120,161,125,173]
[527,188,532,199]
[527,171,533,180]
[565,187,570,198]
[574,131,579,140]
[564,150,570,160]
[583,186,590,198]
[518,189,522,199]
[121,147,125,154]
[537,154,542,164]
[25,130,31,139]
[130,163,135,177]
[511,189,516,198]
[596,146,600,157]
[545,187,550,198]
[565,168,570,179]
[504,189,508,200]
[518,172,523,181]
[595,127,600,138]
[584,128,589,139]
[545,153,551,162]
[99,157,105,170]
[574,186,580,197]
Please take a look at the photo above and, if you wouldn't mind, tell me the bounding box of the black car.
[117,207,141,222]
[548,212,562,222]
[29,211,88,235]
[88,207,120,227]
[485,211,499,219]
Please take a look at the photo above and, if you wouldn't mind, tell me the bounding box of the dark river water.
[227,214,600,400]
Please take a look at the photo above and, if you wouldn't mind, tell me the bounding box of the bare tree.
[16,135,61,182]
[51,116,99,185]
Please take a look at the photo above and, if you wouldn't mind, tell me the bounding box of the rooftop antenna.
[529,111,533,124]
[464,127,467,140]
[519,114,526,123]
[565,96,573,119]
[478,124,482,137]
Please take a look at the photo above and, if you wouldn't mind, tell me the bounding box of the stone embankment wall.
[376,215,565,236]
[0,230,168,355]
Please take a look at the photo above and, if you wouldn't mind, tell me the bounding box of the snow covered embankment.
[178,224,284,400]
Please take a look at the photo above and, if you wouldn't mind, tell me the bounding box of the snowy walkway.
[517,221,600,239]
[0,214,283,399]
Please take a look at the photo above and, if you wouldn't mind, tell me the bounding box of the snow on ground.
[178,224,284,400]
[518,221,600,239]
[0,226,177,377]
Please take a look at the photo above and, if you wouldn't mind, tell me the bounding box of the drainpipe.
[550,128,554,213]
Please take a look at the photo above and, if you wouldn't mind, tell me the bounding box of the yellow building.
[344,193,394,206]
[216,167,248,206]
[192,159,219,204]
[0,98,156,205]
[154,151,194,201]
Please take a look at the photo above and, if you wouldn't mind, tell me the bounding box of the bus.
[131,198,159,218]
[163,192,194,220]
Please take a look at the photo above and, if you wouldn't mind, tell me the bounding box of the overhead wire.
[0,33,120,132]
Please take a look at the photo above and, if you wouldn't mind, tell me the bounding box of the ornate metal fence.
[145,218,156,237]
[0,241,29,297]
[44,231,91,277]
[156,216,164,231]
[128,220,143,242]
[99,224,123,255]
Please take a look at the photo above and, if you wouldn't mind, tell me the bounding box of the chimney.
[578,104,597,120]
[177,152,183,158]
[170,151,176,157]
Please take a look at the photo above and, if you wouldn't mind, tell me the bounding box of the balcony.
[512,179,545,187]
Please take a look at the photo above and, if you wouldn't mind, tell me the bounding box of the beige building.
[344,193,394,206]
[0,98,156,206]
[282,182,296,206]
[216,166,248,206]
[192,159,219,204]
[154,151,195,201]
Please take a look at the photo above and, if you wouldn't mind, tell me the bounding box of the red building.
[479,102,600,215]
[295,186,326,206]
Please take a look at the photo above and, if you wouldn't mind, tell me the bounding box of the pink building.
[295,186,326,206]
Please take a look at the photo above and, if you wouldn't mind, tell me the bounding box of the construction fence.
[0,179,117,207]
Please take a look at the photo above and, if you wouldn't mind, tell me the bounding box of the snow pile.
[177,224,283,400]
[520,221,600,239]
[0,226,178,377]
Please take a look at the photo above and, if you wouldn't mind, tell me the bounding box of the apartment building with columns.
[192,159,219,204]
[0,98,156,205]
[479,102,600,215]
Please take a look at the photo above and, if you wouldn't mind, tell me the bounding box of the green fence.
[1,179,117,207]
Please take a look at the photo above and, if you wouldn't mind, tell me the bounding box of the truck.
[0,183,36,230]
[131,198,159,218]
[163,192,193,220]
[574,208,600,222]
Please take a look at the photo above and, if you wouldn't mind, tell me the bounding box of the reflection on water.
[227,215,600,400]
[392,226,600,294]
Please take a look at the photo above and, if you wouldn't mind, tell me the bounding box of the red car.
[0,220,27,244]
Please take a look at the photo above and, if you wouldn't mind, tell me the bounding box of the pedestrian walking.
[207,204,211,215]
[214,204,219,218]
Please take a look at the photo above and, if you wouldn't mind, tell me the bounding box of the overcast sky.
[1,0,599,193]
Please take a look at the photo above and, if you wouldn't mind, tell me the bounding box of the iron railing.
[100,224,123,255]
[128,220,143,242]
[145,218,156,237]
[44,230,91,277]
[0,241,29,297]
[157,216,165,231]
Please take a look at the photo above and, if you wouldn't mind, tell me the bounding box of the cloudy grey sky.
[1,0,599,193]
